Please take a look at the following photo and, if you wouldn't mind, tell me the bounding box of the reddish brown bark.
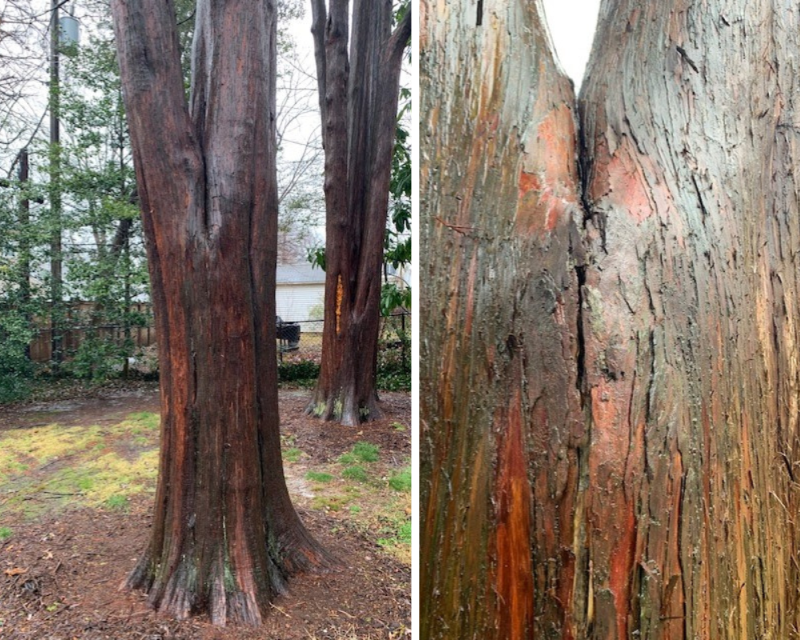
[420,2,583,636]
[110,0,329,625]
[421,0,800,637]
[308,0,411,426]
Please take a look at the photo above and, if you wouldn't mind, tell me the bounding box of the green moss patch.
[0,413,160,519]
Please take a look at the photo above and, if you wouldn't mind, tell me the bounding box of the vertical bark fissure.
[424,0,800,637]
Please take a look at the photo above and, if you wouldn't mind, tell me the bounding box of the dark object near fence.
[276,316,301,352]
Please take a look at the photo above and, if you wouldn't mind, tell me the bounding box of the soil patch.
[0,385,410,639]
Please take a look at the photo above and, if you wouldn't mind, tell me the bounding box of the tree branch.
[310,0,327,126]
[387,8,411,72]
[110,0,202,231]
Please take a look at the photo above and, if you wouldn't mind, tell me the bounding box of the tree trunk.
[307,0,411,426]
[110,0,330,625]
[18,148,31,360]
[421,0,800,638]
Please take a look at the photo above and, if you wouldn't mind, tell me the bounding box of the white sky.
[541,0,602,89]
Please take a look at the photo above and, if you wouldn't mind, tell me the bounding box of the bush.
[65,334,128,381]
[377,345,411,391]
[376,320,410,391]
[278,359,320,387]
[0,311,35,403]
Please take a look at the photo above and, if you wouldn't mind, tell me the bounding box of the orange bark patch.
[589,137,672,225]
[335,275,343,334]
[494,384,534,640]
[515,104,579,235]
[517,170,542,199]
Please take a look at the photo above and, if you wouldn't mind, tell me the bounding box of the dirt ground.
[0,383,411,639]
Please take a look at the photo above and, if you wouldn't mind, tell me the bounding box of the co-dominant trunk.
[110,0,329,625]
[308,0,411,426]
[421,0,800,638]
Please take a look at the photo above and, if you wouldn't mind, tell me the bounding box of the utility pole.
[19,148,32,359]
[49,0,63,365]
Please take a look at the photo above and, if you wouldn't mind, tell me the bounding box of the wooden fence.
[29,302,156,363]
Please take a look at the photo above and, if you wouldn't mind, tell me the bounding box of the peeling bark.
[421,0,800,637]
[110,0,330,625]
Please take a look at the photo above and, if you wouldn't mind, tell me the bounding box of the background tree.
[0,1,47,158]
[110,0,328,624]
[0,0,324,388]
[308,0,411,425]
[421,0,800,637]
[58,32,149,379]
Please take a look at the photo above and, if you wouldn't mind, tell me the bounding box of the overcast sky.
[541,0,602,89]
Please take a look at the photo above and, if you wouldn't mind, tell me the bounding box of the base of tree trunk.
[305,389,383,426]
[124,529,333,626]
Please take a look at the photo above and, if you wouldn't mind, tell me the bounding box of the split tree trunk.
[110,0,329,625]
[308,0,411,426]
[421,0,800,638]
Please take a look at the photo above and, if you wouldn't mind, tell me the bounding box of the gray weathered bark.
[421,0,800,637]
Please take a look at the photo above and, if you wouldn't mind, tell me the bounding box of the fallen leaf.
[4,567,27,576]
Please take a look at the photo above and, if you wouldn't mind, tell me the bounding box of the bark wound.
[335,274,343,334]
[516,104,580,235]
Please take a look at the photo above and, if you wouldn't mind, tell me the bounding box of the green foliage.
[278,360,320,387]
[381,283,411,317]
[0,527,12,541]
[59,34,151,370]
[342,465,368,483]
[306,246,326,272]
[389,467,412,493]
[352,441,380,463]
[337,452,358,465]
[0,309,35,403]
[65,334,127,381]
[381,99,412,315]
[376,325,411,392]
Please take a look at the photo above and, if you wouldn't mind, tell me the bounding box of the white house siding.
[275,283,324,323]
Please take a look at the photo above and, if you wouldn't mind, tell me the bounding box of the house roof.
[276,262,326,285]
